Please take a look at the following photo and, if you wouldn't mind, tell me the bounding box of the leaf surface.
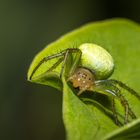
[28,18,140,140]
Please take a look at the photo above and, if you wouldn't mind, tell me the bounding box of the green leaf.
[28,18,140,140]
[63,78,118,140]
[104,118,140,140]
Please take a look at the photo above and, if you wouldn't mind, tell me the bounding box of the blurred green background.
[0,0,140,140]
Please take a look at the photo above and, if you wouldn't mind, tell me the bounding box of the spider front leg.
[29,48,82,81]
[94,80,136,125]
[30,50,65,80]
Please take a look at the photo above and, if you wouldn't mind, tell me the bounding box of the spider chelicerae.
[29,43,140,126]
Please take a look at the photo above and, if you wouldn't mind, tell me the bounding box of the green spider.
[29,43,140,126]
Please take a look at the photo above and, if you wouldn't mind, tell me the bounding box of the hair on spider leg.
[70,41,79,49]
[64,40,80,50]
[55,43,73,54]
[69,38,93,49]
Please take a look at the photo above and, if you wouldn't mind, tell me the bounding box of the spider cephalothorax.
[68,67,95,95]
[29,43,140,126]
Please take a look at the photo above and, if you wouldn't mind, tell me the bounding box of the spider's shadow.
[69,82,112,109]
[82,91,111,108]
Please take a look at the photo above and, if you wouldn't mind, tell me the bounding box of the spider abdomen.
[79,43,114,80]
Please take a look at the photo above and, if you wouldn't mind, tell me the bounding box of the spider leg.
[108,79,138,119]
[68,48,82,76]
[38,57,64,79]
[94,81,122,124]
[77,88,87,96]
[117,93,129,124]
[94,80,136,124]
[47,57,64,72]
[30,48,81,80]
[95,80,136,119]
[81,98,123,126]
[115,91,137,123]
[29,50,67,80]
[60,49,71,78]
[109,79,140,100]
[60,48,82,78]
[112,97,121,126]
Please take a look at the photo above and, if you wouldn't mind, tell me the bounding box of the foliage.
[28,18,140,140]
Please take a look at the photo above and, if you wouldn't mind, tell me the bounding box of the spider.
[29,43,140,126]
